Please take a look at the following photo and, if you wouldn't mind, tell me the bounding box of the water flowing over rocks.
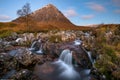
[0,31,106,80]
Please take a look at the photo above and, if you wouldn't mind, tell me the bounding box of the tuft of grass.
[0,30,12,38]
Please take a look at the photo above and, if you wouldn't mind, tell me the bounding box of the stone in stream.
[10,69,32,79]
[9,48,44,66]
[0,52,17,78]
[1,69,16,79]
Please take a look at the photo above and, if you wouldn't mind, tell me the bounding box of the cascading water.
[74,39,82,46]
[59,49,72,66]
[29,41,37,51]
[87,51,93,64]
[82,47,94,65]
[54,49,80,79]
[36,44,43,54]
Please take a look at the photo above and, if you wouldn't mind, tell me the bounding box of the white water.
[87,51,93,64]
[82,47,94,65]
[59,49,72,66]
[74,39,82,46]
[29,41,37,51]
[54,49,80,79]
[36,44,43,54]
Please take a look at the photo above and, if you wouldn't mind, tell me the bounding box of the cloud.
[112,0,120,6]
[114,9,120,13]
[64,8,78,17]
[0,15,11,21]
[81,14,94,20]
[86,2,105,12]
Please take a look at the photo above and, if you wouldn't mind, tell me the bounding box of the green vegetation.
[0,30,12,38]
[91,24,120,79]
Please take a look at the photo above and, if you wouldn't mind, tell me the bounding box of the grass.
[0,30,12,38]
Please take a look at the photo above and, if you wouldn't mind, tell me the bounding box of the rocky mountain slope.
[13,4,77,30]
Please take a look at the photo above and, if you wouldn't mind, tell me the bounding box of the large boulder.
[42,41,92,68]
[10,48,44,66]
[10,69,32,79]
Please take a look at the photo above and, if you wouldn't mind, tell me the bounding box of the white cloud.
[81,14,94,20]
[0,15,11,21]
[64,8,78,17]
[114,9,120,13]
[86,2,105,12]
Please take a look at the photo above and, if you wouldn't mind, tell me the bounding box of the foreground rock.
[43,42,92,68]
[9,48,45,66]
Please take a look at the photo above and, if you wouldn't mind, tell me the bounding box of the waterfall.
[36,44,43,54]
[74,39,82,46]
[87,51,93,64]
[29,41,37,51]
[82,47,94,65]
[59,49,72,66]
[54,49,80,79]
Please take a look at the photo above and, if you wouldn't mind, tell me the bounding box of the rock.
[34,62,56,80]
[4,32,18,41]
[4,45,15,51]
[42,41,91,68]
[34,62,54,74]
[12,48,44,66]
[0,53,16,78]
[23,33,35,42]
[1,69,16,79]
[13,48,33,66]
[0,40,17,52]
[0,52,11,61]
[11,69,31,79]
[112,69,120,79]
[15,38,25,45]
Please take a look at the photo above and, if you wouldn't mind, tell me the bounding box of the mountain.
[12,4,78,30]
[31,4,72,23]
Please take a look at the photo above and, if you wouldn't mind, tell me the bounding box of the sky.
[0,0,120,26]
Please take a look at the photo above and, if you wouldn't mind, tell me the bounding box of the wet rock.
[0,52,11,61]
[4,45,15,51]
[11,69,31,79]
[30,40,41,51]
[13,48,33,66]
[34,62,56,80]
[34,62,54,74]
[12,48,44,66]
[43,41,91,68]
[0,40,17,52]
[0,52,15,77]
[1,69,16,79]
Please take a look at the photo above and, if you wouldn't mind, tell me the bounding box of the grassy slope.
[0,22,93,32]
[91,24,120,79]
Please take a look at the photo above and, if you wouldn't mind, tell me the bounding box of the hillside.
[12,4,76,31]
